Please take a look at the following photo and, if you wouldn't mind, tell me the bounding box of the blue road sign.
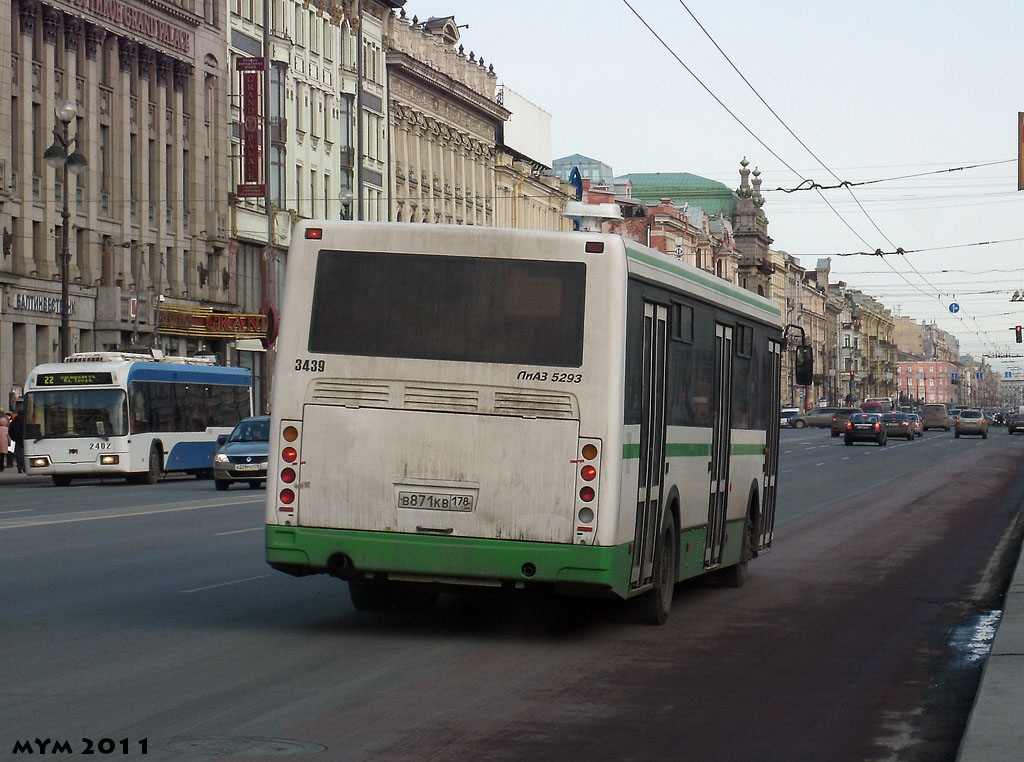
[949,303,960,314]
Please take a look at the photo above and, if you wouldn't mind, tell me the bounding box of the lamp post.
[43,99,88,361]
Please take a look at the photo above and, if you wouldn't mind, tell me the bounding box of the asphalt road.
[2,427,1024,762]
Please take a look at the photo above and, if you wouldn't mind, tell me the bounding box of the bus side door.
[632,302,668,589]
[705,323,734,567]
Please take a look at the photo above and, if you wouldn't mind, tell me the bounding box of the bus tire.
[641,512,676,625]
[52,475,72,487]
[143,443,163,484]
[721,502,756,589]
[349,580,394,612]
[214,479,230,491]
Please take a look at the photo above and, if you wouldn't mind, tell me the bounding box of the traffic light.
[1016,326,1022,343]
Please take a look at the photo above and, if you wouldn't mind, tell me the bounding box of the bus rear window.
[308,251,587,367]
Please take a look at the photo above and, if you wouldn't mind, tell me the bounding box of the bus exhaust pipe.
[327,553,354,579]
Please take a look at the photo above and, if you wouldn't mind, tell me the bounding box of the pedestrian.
[0,411,9,473]
[8,404,24,473]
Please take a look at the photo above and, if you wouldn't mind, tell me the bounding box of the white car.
[780,407,800,427]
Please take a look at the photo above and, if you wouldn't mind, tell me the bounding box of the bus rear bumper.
[265,525,634,598]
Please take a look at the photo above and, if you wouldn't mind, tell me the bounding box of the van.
[863,397,894,413]
[921,403,951,431]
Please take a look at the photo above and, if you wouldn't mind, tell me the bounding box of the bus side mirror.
[794,345,813,386]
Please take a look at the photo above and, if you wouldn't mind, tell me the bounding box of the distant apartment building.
[897,360,957,406]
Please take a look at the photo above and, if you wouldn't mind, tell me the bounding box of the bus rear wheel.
[349,580,394,612]
[640,512,676,625]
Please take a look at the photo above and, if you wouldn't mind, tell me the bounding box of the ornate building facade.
[1,0,230,402]
[386,13,507,226]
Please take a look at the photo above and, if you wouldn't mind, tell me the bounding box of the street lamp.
[43,99,88,361]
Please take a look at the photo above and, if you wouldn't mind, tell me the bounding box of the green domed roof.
[617,172,738,217]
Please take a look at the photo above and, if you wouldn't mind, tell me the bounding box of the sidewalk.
[0,467,49,484]
[956,542,1024,760]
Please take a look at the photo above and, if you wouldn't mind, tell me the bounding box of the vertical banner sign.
[243,72,260,182]
[236,57,266,198]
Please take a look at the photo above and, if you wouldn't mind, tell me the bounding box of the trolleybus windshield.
[25,388,128,439]
[307,250,587,366]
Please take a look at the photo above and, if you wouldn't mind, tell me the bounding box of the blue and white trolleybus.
[23,352,252,486]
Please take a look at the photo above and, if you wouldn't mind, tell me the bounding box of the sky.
[406,0,1024,365]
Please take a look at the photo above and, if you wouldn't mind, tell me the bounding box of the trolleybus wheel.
[52,475,72,487]
[641,512,677,625]
[349,580,394,612]
[143,443,163,484]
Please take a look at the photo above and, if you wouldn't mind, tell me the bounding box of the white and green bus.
[266,220,792,623]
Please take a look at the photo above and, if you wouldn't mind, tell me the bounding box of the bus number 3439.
[295,359,326,372]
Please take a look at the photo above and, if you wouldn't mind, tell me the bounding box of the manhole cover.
[151,737,326,757]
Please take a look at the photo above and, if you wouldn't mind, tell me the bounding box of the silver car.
[954,409,988,439]
[214,416,270,489]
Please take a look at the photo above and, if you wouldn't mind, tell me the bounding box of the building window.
[270,146,285,207]
[323,19,332,60]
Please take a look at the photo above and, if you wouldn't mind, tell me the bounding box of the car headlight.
[214,453,229,463]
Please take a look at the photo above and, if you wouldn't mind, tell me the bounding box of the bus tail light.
[277,420,302,521]
[575,439,602,545]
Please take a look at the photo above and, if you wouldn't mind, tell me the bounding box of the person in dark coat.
[8,403,25,473]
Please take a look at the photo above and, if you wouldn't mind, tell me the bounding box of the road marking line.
[180,574,271,594]
[0,508,35,514]
[816,462,825,466]
[214,527,263,536]
[0,495,260,531]
[842,457,851,460]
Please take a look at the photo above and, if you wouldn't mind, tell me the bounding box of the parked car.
[789,406,840,429]
[1008,413,1024,434]
[844,413,887,446]
[907,413,924,437]
[830,407,862,438]
[955,409,988,439]
[921,403,951,431]
[214,415,270,489]
[882,412,915,441]
[780,407,800,427]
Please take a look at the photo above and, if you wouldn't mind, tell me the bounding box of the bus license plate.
[398,491,474,511]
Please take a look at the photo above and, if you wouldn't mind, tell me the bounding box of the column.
[64,15,82,282]
[81,23,105,286]
[13,1,38,275]
[116,37,136,287]
[39,5,60,279]
[136,47,152,295]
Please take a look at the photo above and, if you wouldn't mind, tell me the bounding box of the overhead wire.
[666,0,1002,353]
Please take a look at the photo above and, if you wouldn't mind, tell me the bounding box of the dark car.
[881,412,915,441]
[213,415,270,489]
[844,413,886,446]
[830,407,862,437]
[1009,413,1024,435]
